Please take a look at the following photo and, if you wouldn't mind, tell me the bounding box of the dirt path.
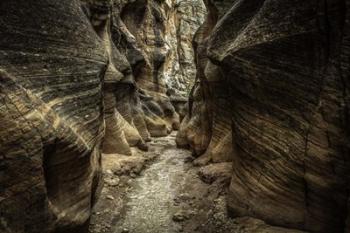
[89,131,237,233]
[89,132,308,233]
[111,133,191,233]
[89,132,198,233]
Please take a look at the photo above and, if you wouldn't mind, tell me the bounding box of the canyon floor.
[89,132,305,233]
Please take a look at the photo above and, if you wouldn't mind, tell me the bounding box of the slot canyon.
[0,0,349,233]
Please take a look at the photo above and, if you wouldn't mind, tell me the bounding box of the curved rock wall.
[116,0,205,94]
[74,0,206,158]
[0,1,106,232]
[178,0,350,232]
[0,0,205,232]
[96,0,206,155]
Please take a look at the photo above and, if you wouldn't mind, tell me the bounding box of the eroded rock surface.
[83,0,206,155]
[178,0,350,232]
[90,133,306,233]
[0,0,205,232]
[2,0,349,232]
[0,1,106,232]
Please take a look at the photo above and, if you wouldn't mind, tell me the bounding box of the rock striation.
[85,0,206,155]
[178,0,350,232]
[0,1,106,232]
[0,0,205,232]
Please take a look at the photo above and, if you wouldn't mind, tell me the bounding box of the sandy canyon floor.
[89,132,305,233]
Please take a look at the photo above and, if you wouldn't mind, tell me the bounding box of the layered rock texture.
[178,0,350,232]
[2,0,349,232]
[0,0,205,232]
[0,1,105,232]
[86,0,206,155]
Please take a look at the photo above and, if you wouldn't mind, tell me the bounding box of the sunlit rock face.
[162,0,206,94]
[112,0,206,136]
[179,0,350,232]
[80,0,206,156]
[83,0,206,150]
[116,0,205,95]
[0,0,105,232]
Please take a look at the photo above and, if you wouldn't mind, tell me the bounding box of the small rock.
[106,195,114,200]
[184,156,194,163]
[178,193,191,201]
[105,169,113,175]
[172,211,188,222]
[105,177,120,187]
[137,142,149,151]
[121,228,129,233]
[198,163,232,184]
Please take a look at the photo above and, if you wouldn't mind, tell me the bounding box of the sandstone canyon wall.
[0,0,205,232]
[177,0,350,232]
[2,0,349,232]
[91,0,206,155]
[0,1,106,232]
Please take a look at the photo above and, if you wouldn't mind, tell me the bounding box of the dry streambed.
[89,132,306,233]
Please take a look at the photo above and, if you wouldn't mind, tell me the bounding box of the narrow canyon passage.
[89,132,305,233]
[1,1,349,233]
[111,133,188,233]
[89,132,190,233]
[89,132,233,233]
[105,132,190,233]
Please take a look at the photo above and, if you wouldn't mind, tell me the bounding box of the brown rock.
[179,0,350,232]
[0,1,106,232]
[198,162,232,184]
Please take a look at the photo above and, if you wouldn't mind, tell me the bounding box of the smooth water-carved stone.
[0,1,106,232]
[179,0,350,232]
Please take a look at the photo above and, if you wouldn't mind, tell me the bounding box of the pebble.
[106,195,115,200]
[105,177,120,187]
[172,212,187,222]
[105,169,113,175]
